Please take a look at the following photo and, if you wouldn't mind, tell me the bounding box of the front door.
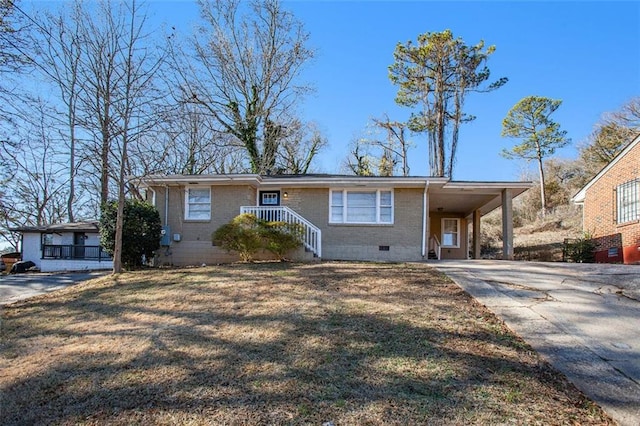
[258,191,281,221]
[74,232,86,259]
[259,191,281,206]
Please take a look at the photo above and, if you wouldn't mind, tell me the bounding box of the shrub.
[261,221,303,260]
[563,233,596,263]
[100,200,162,269]
[212,214,263,262]
[212,214,303,262]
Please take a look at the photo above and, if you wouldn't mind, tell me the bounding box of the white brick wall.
[40,259,113,272]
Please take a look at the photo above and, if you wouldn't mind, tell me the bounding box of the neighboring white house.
[11,222,113,272]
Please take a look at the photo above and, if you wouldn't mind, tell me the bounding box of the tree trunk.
[67,105,75,222]
[537,154,547,218]
[100,112,110,206]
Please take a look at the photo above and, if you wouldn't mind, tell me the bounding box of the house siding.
[21,233,42,267]
[39,259,113,273]
[583,140,640,264]
[282,187,426,262]
[429,213,468,260]
[20,231,112,272]
[153,184,262,266]
[150,184,430,264]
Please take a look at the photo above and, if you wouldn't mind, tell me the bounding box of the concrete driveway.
[435,260,640,426]
[0,271,108,305]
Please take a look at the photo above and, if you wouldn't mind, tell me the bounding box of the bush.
[100,200,162,269]
[261,221,303,260]
[212,214,263,262]
[563,233,596,263]
[212,214,302,262]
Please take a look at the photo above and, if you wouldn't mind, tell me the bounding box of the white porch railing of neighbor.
[240,206,322,258]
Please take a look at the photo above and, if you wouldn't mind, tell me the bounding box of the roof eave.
[571,132,640,204]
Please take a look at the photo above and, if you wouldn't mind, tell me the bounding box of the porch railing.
[42,245,112,261]
[240,206,322,258]
[428,235,441,260]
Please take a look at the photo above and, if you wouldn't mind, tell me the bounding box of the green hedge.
[212,214,302,262]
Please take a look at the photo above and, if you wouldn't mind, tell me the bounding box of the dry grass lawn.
[0,262,612,425]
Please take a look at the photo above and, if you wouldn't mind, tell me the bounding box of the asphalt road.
[0,271,107,305]
[435,260,640,426]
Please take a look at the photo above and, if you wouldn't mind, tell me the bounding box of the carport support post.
[472,209,481,259]
[501,189,514,260]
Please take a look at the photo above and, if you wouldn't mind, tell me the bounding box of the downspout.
[164,185,171,258]
[164,185,169,226]
[421,180,429,258]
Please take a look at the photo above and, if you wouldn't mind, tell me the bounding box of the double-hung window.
[441,218,460,248]
[330,189,393,224]
[616,179,640,224]
[185,187,211,220]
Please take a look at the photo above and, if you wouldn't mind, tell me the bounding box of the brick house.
[572,133,640,264]
[138,174,531,265]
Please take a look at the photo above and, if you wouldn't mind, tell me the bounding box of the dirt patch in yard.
[0,262,612,425]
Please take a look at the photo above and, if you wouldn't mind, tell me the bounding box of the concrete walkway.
[435,260,640,426]
[0,271,107,305]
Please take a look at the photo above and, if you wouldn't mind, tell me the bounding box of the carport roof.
[430,181,533,217]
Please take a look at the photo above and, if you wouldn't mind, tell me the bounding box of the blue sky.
[281,1,640,180]
[46,1,640,180]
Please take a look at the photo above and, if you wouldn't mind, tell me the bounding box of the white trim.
[185,186,211,221]
[441,218,461,248]
[147,187,156,207]
[572,132,640,203]
[329,188,394,225]
[421,182,429,257]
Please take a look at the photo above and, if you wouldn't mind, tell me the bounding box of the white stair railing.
[428,235,441,260]
[240,206,322,258]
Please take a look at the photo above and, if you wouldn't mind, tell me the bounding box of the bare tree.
[29,4,84,222]
[344,139,374,176]
[0,100,68,235]
[579,97,640,180]
[370,115,411,176]
[172,0,314,174]
[276,120,327,174]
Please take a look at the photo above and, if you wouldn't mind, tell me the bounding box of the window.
[441,218,460,248]
[616,179,640,224]
[329,189,393,224]
[261,192,279,205]
[185,187,211,220]
[42,233,53,246]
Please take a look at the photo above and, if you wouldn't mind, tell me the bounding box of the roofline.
[10,221,101,233]
[572,132,640,203]
[137,174,262,187]
[261,176,448,188]
[443,180,534,189]
[136,174,533,191]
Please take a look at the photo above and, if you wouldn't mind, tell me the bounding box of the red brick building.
[573,133,640,264]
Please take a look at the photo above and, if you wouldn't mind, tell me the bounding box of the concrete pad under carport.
[435,260,640,426]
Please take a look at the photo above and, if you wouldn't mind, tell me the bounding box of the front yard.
[0,262,611,424]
